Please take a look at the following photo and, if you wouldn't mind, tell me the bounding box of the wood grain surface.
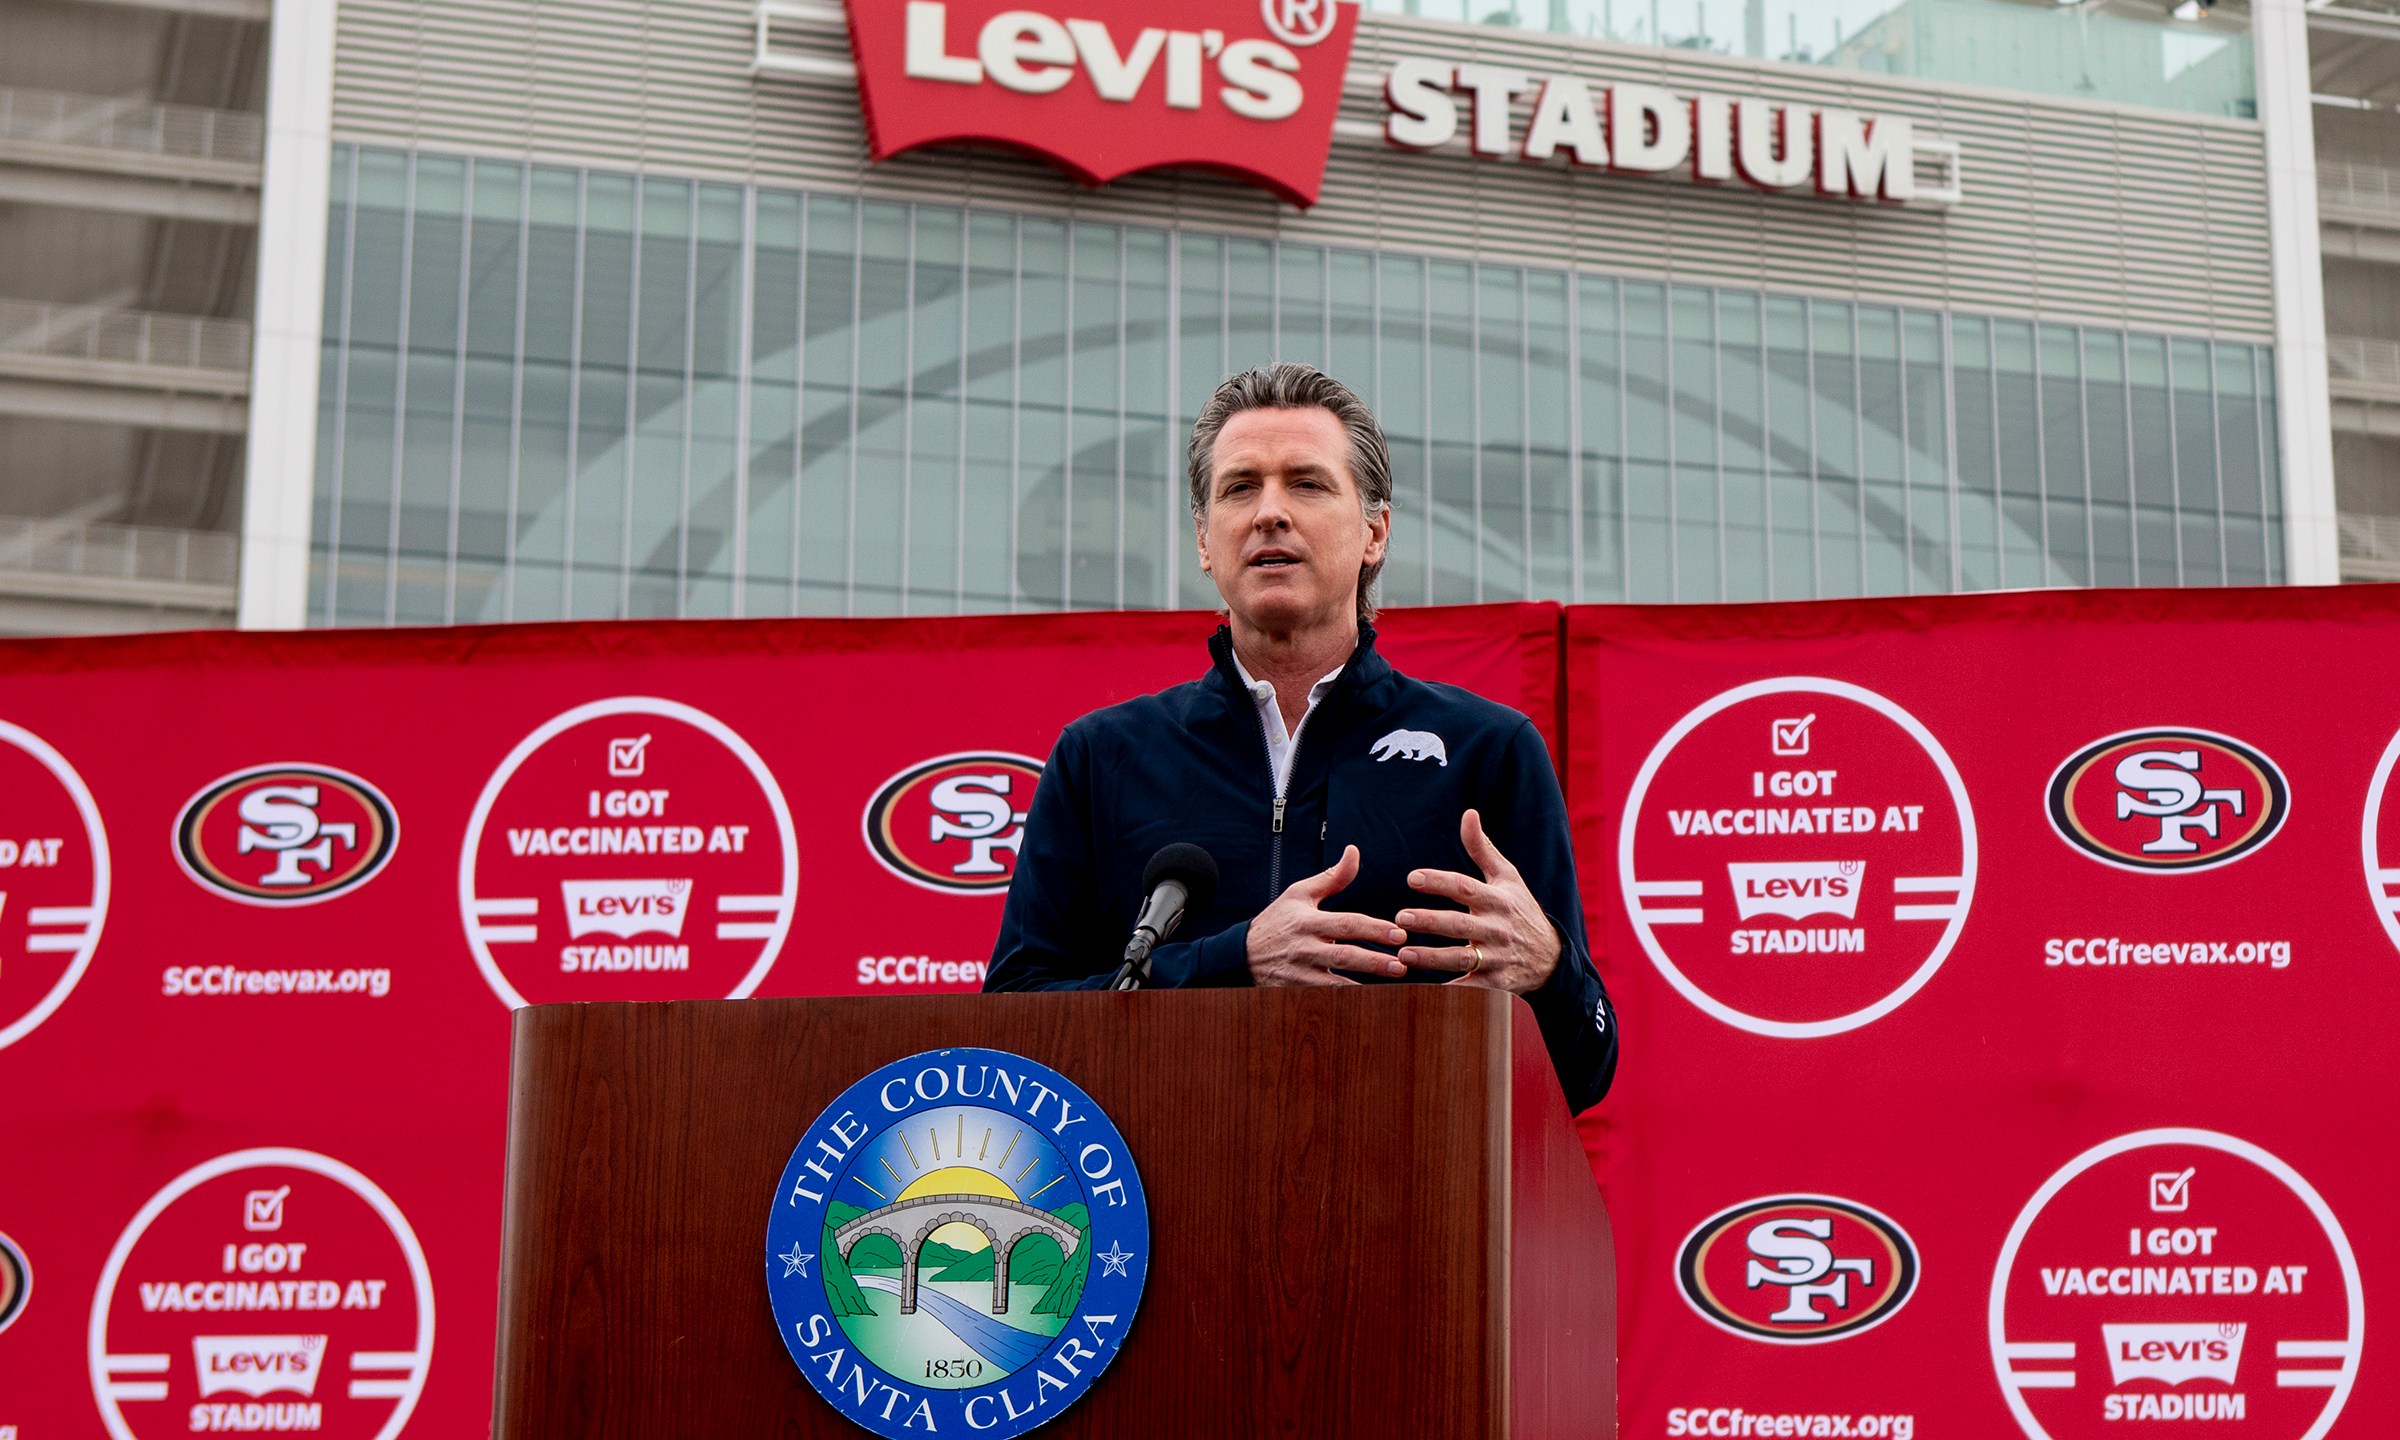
[492,985,1614,1437]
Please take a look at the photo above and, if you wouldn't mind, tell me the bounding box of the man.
[985,364,1616,1113]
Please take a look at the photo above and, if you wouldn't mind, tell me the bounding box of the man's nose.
[1251,479,1294,530]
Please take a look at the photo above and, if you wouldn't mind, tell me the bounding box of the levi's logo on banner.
[842,0,1362,206]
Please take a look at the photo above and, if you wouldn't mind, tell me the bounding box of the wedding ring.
[1467,942,1485,976]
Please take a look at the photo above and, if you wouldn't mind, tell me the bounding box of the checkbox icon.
[1771,714,1816,757]
[244,1185,291,1232]
[2149,1168,2195,1213]
[607,734,652,778]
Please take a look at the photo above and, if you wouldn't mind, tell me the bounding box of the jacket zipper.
[1261,703,1316,896]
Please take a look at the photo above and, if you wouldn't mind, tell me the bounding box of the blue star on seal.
[779,1243,814,1278]
[1096,1241,1134,1278]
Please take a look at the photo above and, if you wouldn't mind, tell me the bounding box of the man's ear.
[1361,502,1391,568]
[1195,516,1214,576]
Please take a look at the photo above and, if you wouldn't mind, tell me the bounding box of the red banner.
[1568,588,2398,1440]
[10,586,2397,1437]
[0,603,1556,1437]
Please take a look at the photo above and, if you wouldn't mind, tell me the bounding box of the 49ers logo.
[175,766,399,905]
[864,753,1041,894]
[1677,1195,1919,1344]
[0,1228,27,1336]
[2047,730,2288,874]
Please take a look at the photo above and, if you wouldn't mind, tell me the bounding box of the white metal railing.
[2339,513,2400,579]
[2321,156,2400,220]
[2328,334,2400,395]
[0,85,263,168]
[0,297,251,375]
[0,517,239,594]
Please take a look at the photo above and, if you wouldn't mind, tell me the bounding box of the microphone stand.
[1107,928,1159,991]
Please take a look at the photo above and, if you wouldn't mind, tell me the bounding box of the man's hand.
[1247,845,1409,987]
[1396,810,1562,994]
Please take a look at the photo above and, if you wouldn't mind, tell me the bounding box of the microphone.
[1107,844,1219,992]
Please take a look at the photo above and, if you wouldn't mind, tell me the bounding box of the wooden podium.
[492,985,1616,1437]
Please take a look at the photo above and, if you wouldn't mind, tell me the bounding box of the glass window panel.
[1479,268,1526,599]
[909,209,968,614]
[1901,310,1949,592]
[1625,282,1668,464]
[686,374,739,618]
[2087,324,2133,586]
[1330,249,1376,406]
[1671,285,1716,469]
[1628,461,1671,602]
[1952,316,1999,591]
[966,212,1017,405]
[1765,295,1809,478]
[964,403,1016,611]
[1125,230,1170,418]
[1528,269,1572,601]
[1177,232,1223,423]
[1812,301,1860,597]
[1676,462,1720,602]
[1859,305,1903,484]
[1227,239,1274,373]
[1991,319,2044,587]
[629,180,693,617]
[512,168,578,624]
[1721,292,1763,474]
[1125,232,1172,607]
[1016,405,1066,610]
[799,195,857,613]
[1724,468,1766,602]
[1278,243,1324,369]
[2170,338,2218,513]
[1770,469,1813,600]
[1067,237,1121,610]
[348,150,409,352]
[1575,275,1619,604]
[2215,342,2262,521]
[1071,222,1120,418]
[1122,416,1169,608]
[1428,260,1476,605]
[1374,254,1428,607]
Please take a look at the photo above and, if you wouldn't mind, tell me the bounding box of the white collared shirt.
[1232,652,1344,795]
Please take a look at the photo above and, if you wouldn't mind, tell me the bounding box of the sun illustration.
[898,1165,1019,1254]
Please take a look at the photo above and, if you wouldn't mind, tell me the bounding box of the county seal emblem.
[766,1047,1148,1437]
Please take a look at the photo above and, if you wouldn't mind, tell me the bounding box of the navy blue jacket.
[985,625,1617,1113]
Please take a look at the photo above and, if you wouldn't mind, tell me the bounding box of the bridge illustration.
[834,1194,1081,1314]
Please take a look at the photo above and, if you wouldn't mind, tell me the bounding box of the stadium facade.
[5,0,2399,633]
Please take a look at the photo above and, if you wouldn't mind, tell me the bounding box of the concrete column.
[993,1241,1010,1314]
[237,0,340,628]
[2253,0,2340,583]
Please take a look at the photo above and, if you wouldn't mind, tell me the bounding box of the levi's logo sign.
[842,0,1360,206]
[191,1334,328,1399]
[2101,1322,2246,1386]
[560,879,692,939]
[1727,861,1863,922]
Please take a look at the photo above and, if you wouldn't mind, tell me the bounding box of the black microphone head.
[1143,843,1219,915]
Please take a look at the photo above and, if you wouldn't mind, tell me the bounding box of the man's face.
[1196,406,1389,638]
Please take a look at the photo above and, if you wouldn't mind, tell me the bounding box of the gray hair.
[1186,363,1394,625]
